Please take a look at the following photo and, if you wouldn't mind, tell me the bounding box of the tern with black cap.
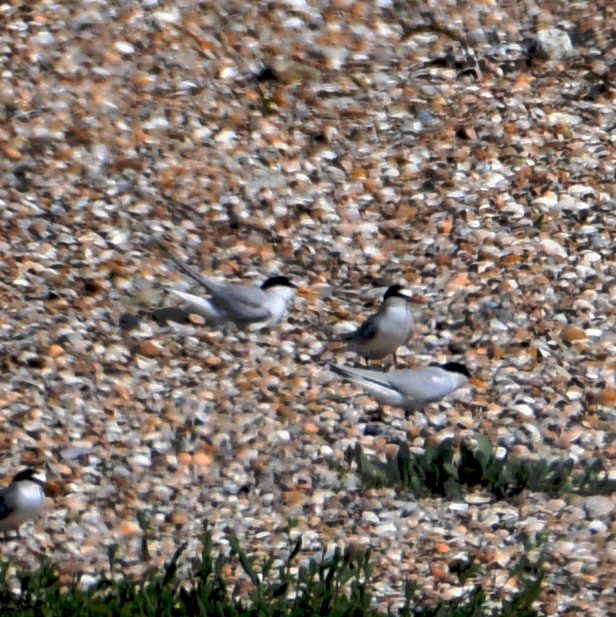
[344,284,414,365]
[162,246,299,329]
[0,468,46,540]
[329,361,471,418]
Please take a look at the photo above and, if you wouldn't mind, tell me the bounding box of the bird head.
[13,468,47,487]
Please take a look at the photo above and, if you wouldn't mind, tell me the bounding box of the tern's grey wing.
[329,364,395,389]
[332,365,411,390]
[349,315,379,343]
[386,367,459,402]
[162,247,271,323]
[0,492,14,521]
[164,249,218,293]
[207,283,271,323]
[329,364,408,407]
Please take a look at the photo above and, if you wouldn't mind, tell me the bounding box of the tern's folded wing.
[347,316,378,343]
[0,493,14,520]
[207,283,271,323]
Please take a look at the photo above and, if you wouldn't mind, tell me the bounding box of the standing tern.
[329,361,471,418]
[344,284,414,365]
[0,468,47,540]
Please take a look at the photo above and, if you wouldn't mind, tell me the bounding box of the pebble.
[532,28,574,61]
[584,496,614,519]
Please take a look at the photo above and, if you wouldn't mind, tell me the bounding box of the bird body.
[330,362,470,416]
[0,469,46,539]
[164,249,296,329]
[345,285,414,363]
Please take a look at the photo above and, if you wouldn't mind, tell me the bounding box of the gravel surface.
[1,1,615,614]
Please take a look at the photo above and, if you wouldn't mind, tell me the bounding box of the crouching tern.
[0,468,46,539]
[163,248,298,329]
[344,284,414,365]
[329,362,471,418]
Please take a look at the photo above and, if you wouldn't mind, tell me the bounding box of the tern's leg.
[404,407,417,420]
[366,404,385,422]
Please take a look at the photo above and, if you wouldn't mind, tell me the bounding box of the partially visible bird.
[329,361,471,418]
[344,284,414,365]
[0,468,47,540]
[162,248,297,329]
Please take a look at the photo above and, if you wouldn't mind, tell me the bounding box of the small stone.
[532,28,573,61]
[47,343,64,357]
[361,511,380,525]
[561,326,587,342]
[114,41,135,55]
[590,389,616,406]
[588,519,608,534]
[79,575,100,590]
[584,496,614,518]
[464,494,493,505]
[153,307,189,325]
[281,491,308,506]
[376,521,398,536]
[117,520,141,537]
[119,313,142,330]
[130,453,151,468]
[138,340,164,358]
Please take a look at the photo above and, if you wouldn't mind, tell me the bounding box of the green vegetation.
[349,434,616,499]
[0,522,546,616]
[6,436,599,616]
[1,434,608,615]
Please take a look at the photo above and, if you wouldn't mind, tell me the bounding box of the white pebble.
[114,41,135,55]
